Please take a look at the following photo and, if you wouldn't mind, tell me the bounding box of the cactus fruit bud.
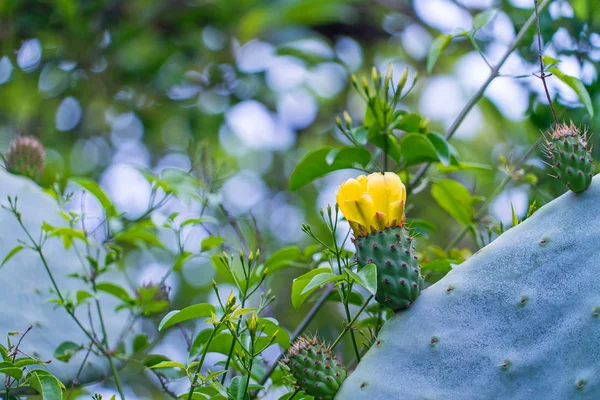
[283,336,347,400]
[5,136,45,181]
[544,122,594,193]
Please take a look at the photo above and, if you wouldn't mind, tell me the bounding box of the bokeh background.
[1,0,599,398]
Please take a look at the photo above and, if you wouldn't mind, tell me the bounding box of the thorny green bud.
[327,204,332,219]
[335,116,343,131]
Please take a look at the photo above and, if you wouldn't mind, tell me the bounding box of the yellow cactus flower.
[336,172,406,237]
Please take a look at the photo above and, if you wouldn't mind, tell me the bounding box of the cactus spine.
[283,336,347,400]
[544,122,594,193]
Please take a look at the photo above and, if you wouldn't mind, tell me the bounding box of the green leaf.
[229,376,249,400]
[394,113,422,133]
[114,228,163,248]
[71,177,117,217]
[427,133,451,166]
[189,328,233,358]
[289,146,371,190]
[400,134,439,166]
[158,303,216,331]
[149,361,186,371]
[13,358,45,368]
[511,203,519,227]
[1,245,23,270]
[173,251,193,272]
[345,263,377,296]
[328,290,364,306]
[181,216,219,228]
[0,367,23,380]
[427,34,452,74]
[367,125,402,162]
[76,290,93,305]
[548,67,594,117]
[95,282,133,304]
[201,236,224,252]
[54,341,83,363]
[28,372,63,400]
[300,272,342,295]
[264,246,305,275]
[542,55,560,66]
[133,334,150,353]
[291,268,330,309]
[472,9,495,32]
[431,180,474,225]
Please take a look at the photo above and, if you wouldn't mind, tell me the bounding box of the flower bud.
[6,136,45,181]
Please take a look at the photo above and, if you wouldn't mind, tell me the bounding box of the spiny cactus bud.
[544,122,595,193]
[282,336,347,400]
[5,136,45,181]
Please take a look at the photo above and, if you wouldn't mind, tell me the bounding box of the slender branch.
[534,0,559,124]
[408,0,552,191]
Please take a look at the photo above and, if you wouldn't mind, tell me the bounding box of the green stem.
[92,282,126,400]
[14,212,126,399]
[408,0,551,191]
[330,295,373,350]
[187,324,221,400]
[331,232,361,361]
[221,275,250,384]
[242,341,255,397]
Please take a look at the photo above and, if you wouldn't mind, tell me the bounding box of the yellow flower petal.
[366,172,389,217]
[336,172,407,237]
[389,200,405,227]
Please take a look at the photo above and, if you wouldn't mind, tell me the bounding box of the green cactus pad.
[283,336,347,400]
[0,171,136,387]
[545,123,594,193]
[354,227,424,311]
[337,176,600,399]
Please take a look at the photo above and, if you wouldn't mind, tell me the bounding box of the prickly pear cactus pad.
[0,171,132,386]
[337,176,600,399]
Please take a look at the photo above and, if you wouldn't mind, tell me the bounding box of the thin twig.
[534,0,559,125]
[408,0,552,191]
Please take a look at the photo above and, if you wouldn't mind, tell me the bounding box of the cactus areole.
[337,172,424,311]
[337,176,600,399]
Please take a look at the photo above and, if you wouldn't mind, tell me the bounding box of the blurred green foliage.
[0,0,599,398]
